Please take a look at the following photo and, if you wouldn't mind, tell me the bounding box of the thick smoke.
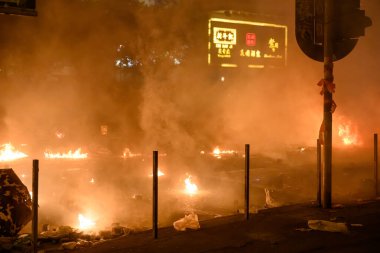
[0,0,379,231]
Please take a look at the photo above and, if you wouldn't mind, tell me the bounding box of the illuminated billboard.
[208,17,287,68]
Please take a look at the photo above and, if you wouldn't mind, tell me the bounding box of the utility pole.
[322,0,333,209]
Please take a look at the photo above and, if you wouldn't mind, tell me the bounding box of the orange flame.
[212,146,237,159]
[0,143,28,162]
[44,148,88,159]
[122,148,142,158]
[184,175,198,196]
[149,169,165,177]
[337,122,360,146]
[78,214,96,231]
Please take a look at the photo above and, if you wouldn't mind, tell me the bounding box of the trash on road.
[173,213,200,231]
[308,220,349,233]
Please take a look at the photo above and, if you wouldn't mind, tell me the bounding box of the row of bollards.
[151,144,252,239]
[316,133,379,208]
[29,136,378,248]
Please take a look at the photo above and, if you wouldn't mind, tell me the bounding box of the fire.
[337,122,360,146]
[212,146,237,159]
[184,175,198,196]
[122,148,142,158]
[78,214,96,231]
[44,148,88,159]
[0,143,28,162]
[149,169,165,177]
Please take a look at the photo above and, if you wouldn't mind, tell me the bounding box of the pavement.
[47,198,380,253]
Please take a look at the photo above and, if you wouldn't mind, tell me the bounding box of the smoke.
[1,0,379,231]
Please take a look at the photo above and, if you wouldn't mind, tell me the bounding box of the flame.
[212,146,237,159]
[337,122,360,146]
[0,143,28,162]
[78,214,96,231]
[149,169,165,177]
[122,148,142,158]
[44,148,88,159]
[184,175,198,196]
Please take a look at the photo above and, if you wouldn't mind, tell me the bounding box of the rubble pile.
[0,223,132,252]
[0,169,32,236]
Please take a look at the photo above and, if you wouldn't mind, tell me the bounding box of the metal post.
[153,151,158,239]
[245,144,250,220]
[374,133,378,197]
[32,160,39,253]
[317,139,322,207]
[322,0,334,209]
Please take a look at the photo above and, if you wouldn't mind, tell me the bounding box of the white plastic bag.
[173,213,200,231]
[308,220,349,233]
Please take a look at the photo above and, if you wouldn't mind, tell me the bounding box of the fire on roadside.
[184,175,198,196]
[122,148,142,159]
[211,146,238,159]
[44,148,88,159]
[337,121,361,146]
[77,214,96,231]
[0,143,28,162]
[149,169,165,177]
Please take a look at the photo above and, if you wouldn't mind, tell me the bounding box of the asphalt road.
[48,199,380,253]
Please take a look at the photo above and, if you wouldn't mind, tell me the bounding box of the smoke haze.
[0,0,379,231]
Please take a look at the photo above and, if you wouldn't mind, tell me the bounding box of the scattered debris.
[295,228,313,232]
[173,213,200,231]
[308,220,349,233]
[0,169,32,236]
[264,188,281,208]
[332,204,344,208]
[62,241,77,250]
[350,223,364,227]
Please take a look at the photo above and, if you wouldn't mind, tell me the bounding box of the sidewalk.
[49,199,380,253]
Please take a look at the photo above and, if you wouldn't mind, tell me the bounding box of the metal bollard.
[32,160,39,253]
[375,134,378,197]
[245,144,250,220]
[153,151,158,239]
[317,139,322,207]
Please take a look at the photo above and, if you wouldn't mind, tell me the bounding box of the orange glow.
[122,148,142,158]
[44,148,88,159]
[337,122,360,146]
[77,214,96,231]
[149,169,165,177]
[0,143,28,162]
[184,175,198,196]
[212,146,237,159]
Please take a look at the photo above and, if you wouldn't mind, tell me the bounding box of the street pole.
[323,0,334,208]
[317,139,322,207]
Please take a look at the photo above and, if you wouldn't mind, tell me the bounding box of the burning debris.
[184,175,198,196]
[337,122,361,146]
[211,147,238,159]
[148,169,165,177]
[44,148,88,159]
[0,143,28,162]
[77,214,96,231]
[122,148,142,159]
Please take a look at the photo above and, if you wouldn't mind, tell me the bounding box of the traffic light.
[296,0,372,62]
[335,0,372,39]
[0,0,37,16]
